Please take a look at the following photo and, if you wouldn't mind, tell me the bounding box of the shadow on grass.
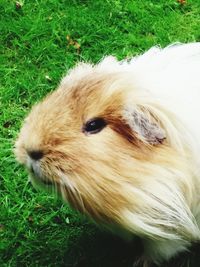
[2,218,200,267]
[62,229,142,267]
[62,229,200,267]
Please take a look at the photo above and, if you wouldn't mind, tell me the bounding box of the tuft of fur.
[15,43,200,265]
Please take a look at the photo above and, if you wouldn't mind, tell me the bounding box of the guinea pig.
[15,42,200,265]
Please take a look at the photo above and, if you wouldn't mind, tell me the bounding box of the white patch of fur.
[100,43,200,154]
[143,238,189,263]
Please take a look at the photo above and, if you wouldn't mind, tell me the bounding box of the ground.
[1,0,200,266]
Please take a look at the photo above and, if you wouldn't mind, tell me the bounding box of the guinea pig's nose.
[28,150,44,161]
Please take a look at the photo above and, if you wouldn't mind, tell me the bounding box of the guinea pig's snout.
[28,150,44,161]
[28,158,42,177]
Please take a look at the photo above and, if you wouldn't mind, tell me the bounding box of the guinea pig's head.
[15,59,196,239]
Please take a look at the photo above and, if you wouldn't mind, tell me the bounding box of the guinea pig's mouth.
[29,171,53,187]
[27,159,53,186]
[28,164,55,190]
[28,172,61,198]
[27,161,63,198]
[30,167,53,185]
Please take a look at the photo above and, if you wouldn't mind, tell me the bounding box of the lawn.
[1,0,200,266]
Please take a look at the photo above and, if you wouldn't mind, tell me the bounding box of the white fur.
[98,42,200,166]
[102,43,200,149]
[99,43,200,262]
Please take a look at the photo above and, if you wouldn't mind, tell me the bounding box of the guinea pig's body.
[15,43,200,265]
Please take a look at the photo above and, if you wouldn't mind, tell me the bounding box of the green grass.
[1,0,200,266]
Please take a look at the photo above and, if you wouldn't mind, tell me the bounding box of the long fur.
[15,43,200,265]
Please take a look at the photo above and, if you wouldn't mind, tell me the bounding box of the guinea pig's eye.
[84,118,107,134]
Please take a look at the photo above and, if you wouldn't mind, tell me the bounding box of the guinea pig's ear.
[122,107,166,145]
